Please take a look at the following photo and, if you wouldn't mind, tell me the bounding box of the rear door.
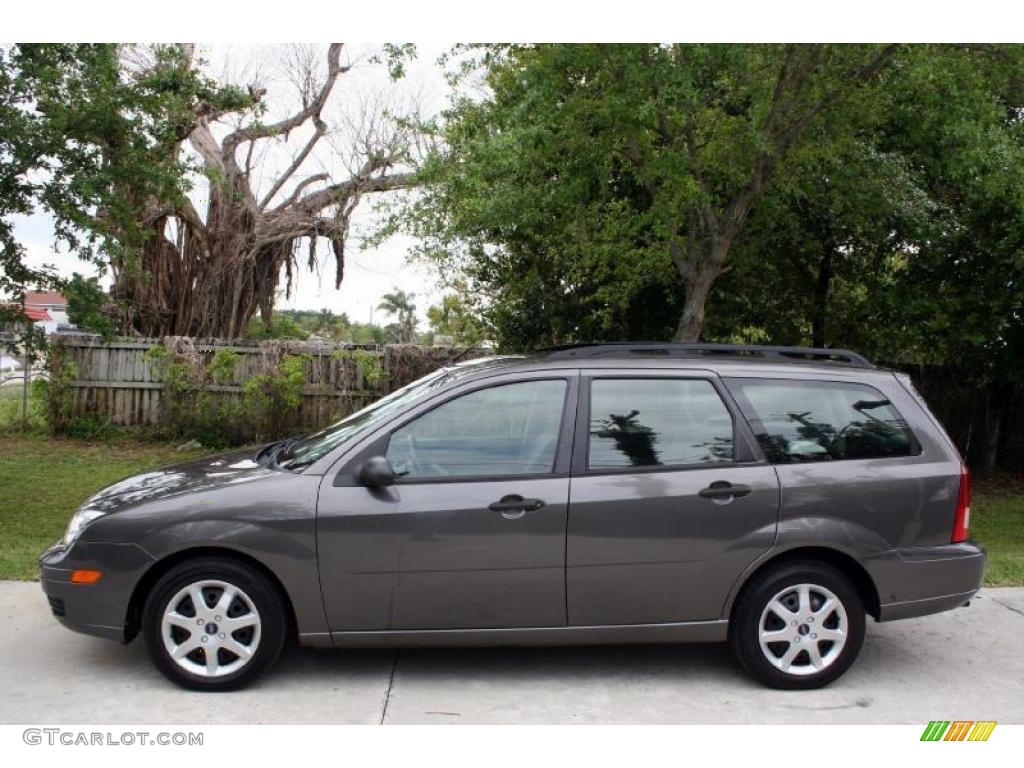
[566,370,780,626]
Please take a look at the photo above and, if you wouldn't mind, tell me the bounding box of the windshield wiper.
[256,438,298,468]
[272,437,301,467]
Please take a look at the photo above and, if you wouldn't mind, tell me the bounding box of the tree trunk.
[673,237,729,342]
[674,270,715,341]
[811,245,834,348]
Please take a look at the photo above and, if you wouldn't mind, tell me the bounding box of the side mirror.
[358,455,396,488]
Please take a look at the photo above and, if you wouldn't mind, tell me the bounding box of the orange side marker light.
[70,569,103,584]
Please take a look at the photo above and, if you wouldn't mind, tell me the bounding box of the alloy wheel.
[757,583,848,676]
[161,579,262,678]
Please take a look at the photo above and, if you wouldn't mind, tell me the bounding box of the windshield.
[276,367,454,471]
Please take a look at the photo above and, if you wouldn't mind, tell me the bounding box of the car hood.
[78,449,280,515]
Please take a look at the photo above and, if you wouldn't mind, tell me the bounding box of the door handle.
[488,494,545,519]
[698,481,752,502]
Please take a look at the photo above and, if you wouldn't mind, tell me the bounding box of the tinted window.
[588,379,734,469]
[725,378,916,463]
[387,380,566,478]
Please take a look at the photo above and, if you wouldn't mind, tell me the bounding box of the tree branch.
[296,169,415,214]
[222,44,347,158]
[259,117,328,209]
[273,172,330,210]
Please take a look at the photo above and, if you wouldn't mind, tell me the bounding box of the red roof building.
[0,303,53,323]
[24,291,68,309]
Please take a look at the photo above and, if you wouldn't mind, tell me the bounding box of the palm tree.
[377,289,417,343]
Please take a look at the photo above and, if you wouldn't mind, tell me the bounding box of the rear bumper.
[868,541,986,622]
[39,540,155,643]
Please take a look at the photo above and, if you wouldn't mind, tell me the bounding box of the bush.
[143,342,311,447]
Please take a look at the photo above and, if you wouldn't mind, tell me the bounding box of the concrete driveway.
[2,581,1022,725]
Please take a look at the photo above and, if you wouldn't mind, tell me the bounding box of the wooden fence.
[52,336,492,430]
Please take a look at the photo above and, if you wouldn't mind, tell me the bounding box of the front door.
[567,372,780,626]
[317,375,576,631]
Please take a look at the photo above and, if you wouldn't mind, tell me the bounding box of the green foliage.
[333,348,385,389]
[245,312,311,341]
[144,344,311,447]
[207,349,241,382]
[427,292,486,345]
[0,379,48,433]
[240,354,310,440]
[377,289,418,343]
[0,47,64,314]
[704,45,1024,381]
[0,43,261,337]
[38,349,76,435]
[10,44,253,267]
[393,42,1024,386]
[346,322,389,345]
[396,44,905,348]
[65,273,119,340]
[370,43,418,80]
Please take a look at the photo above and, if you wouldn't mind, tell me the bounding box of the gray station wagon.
[40,343,984,691]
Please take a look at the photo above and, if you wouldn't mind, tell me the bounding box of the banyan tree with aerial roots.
[105,43,417,338]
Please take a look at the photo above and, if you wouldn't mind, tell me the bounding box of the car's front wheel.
[142,557,287,691]
[729,561,865,690]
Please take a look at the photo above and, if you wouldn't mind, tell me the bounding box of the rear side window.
[724,378,918,463]
[588,378,734,469]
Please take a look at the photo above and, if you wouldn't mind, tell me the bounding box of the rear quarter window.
[724,377,920,463]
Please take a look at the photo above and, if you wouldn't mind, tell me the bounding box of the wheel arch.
[124,546,298,643]
[726,546,881,622]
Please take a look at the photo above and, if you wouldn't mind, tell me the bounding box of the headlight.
[63,508,105,547]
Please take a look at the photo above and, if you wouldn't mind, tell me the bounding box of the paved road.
[2,581,1022,724]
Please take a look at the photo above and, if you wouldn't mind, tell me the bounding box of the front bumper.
[867,541,986,622]
[39,540,156,643]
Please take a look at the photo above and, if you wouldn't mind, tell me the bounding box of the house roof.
[24,290,68,308]
[0,303,53,323]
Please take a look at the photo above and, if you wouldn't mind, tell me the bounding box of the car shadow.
[93,635,747,690]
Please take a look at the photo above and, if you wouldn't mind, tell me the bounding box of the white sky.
[13,43,457,325]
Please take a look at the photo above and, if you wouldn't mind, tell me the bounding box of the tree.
[427,292,485,344]
[403,44,900,345]
[9,43,417,338]
[244,312,309,340]
[704,44,1024,370]
[377,288,417,343]
[1,46,102,330]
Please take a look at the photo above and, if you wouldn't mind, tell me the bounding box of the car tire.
[142,557,287,691]
[729,560,865,690]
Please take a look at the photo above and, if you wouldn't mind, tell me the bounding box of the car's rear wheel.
[142,557,287,691]
[730,561,865,690]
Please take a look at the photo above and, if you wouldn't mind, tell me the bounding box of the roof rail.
[535,342,875,368]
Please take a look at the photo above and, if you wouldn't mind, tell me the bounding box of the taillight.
[952,465,971,543]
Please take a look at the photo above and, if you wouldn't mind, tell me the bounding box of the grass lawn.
[0,434,209,579]
[972,477,1024,586]
[0,433,1021,585]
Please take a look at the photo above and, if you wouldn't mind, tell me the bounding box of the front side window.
[386,380,567,479]
[588,378,735,469]
[724,378,917,463]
